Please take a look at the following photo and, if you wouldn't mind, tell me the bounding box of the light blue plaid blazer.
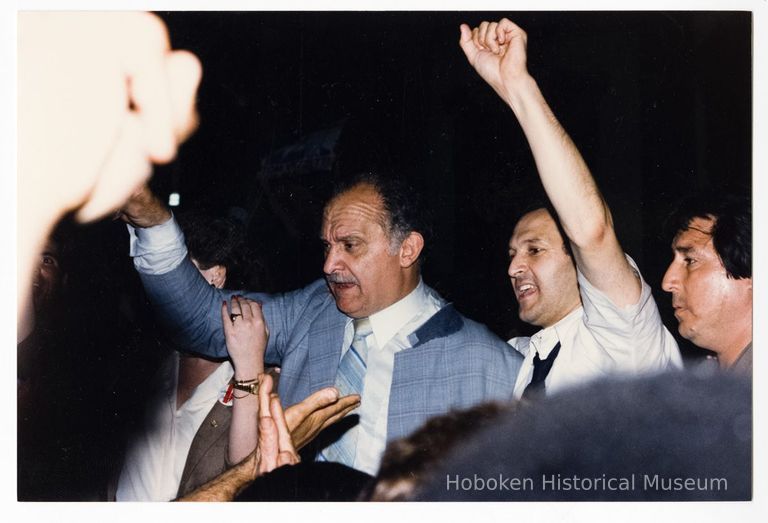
[140,257,522,441]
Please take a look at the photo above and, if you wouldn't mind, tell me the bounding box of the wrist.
[234,365,263,381]
[141,205,172,228]
[502,73,539,113]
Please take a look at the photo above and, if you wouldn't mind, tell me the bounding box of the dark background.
[155,10,751,349]
[18,11,752,500]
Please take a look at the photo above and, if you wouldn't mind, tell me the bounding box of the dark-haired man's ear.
[210,265,227,289]
[399,232,424,268]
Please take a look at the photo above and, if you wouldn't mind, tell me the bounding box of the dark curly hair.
[666,192,751,279]
[176,212,263,289]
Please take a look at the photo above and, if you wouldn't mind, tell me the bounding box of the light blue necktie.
[319,318,372,465]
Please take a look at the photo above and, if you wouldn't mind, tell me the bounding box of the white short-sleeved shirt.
[510,255,682,398]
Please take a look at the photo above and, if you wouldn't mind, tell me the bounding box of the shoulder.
[412,304,514,354]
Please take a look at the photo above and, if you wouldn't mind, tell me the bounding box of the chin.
[335,300,361,318]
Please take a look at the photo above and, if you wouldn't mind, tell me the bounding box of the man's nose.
[508,257,526,279]
[661,262,678,293]
[323,246,343,275]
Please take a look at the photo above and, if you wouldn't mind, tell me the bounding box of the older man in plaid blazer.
[124,172,521,476]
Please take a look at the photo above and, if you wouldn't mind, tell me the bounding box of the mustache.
[326,273,359,285]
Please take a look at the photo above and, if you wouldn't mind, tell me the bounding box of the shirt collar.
[366,278,430,348]
[531,306,583,358]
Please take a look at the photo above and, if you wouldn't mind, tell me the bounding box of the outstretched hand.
[459,18,530,102]
[256,374,301,475]
[285,388,361,451]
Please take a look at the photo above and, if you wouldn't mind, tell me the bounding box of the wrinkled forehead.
[509,208,562,247]
[322,183,389,233]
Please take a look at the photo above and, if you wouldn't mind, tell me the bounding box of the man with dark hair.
[459,18,681,398]
[120,172,521,480]
[662,193,752,374]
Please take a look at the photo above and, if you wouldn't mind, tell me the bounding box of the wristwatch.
[231,377,259,395]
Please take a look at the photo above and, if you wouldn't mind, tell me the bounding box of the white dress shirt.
[115,354,233,501]
[510,255,682,398]
[336,279,444,475]
[128,215,187,275]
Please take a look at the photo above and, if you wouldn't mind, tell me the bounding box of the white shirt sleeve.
[576,254,682,370]
[127,215,188,275]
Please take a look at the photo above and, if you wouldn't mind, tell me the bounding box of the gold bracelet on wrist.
[230,376,259,396]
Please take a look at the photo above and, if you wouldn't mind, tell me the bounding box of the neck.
[715,328,752,369]
[177,355,221,409]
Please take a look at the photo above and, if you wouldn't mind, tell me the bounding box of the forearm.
[503,74,610,248]
[506,75,639,301]
[177,453,257,502]
[140,258,231,358]
[228,363,264,464]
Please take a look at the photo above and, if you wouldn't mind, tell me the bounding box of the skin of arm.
[17,12,201,334]
[459,19,640,307]
[222,296,267,465]
[177,377,361,501]
[178,374,298,501]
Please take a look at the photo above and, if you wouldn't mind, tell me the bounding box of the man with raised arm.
[459,18,681,398]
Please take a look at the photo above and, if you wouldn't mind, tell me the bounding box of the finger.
[229,294,243,317]
[471,26,482,50]
[270,395,296,454]
[319,394,361,429]
[276,450,299,468]
[477,21,490,49]
[499,18,527,47]
[284,387,340,431]
[250,301,269,338]
[221,300,233,336]
[257,416,279,475]
[496,18,510,45]
[486,22,500,54]
[258,373,273,416]
[320,403,361,431]
[246,299,265,325]
[238,296,254,321]
[164,49,201,144]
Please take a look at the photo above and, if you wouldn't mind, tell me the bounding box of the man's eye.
[41,255,56,266]
[344,242,356,252]
[529,248,542,255]
[684,257,696,266]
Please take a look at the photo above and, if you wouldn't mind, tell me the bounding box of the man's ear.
[211,265,228,289]
[399,231,424,268]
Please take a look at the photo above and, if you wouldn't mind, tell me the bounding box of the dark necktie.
[522,341,561,400]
